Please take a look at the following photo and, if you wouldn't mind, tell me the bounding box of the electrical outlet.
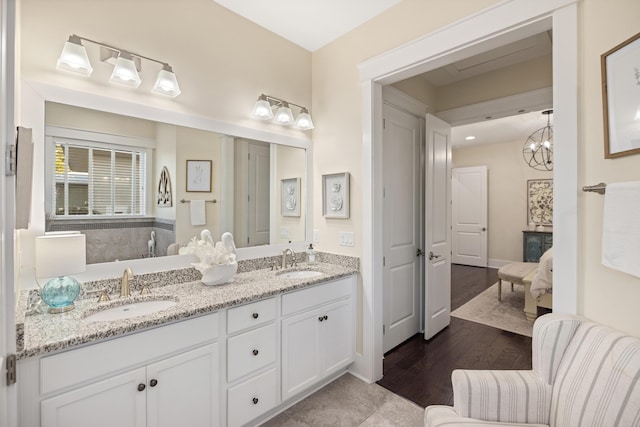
[313,229,320,243]
[339,231,355,247]
[280,227,290,238]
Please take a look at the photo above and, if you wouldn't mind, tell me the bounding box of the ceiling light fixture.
[56,34,181,98]
[465,135,476,141]
[251,94,314,131]
[523,109,553,171]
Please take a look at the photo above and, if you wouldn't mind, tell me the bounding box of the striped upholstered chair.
[425,313,640,426]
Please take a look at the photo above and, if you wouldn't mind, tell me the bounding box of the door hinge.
[383,256,386,267]
[383,324,386,335]
[5,144,17,176]
[383,118,386,129]
[6,354,16,385]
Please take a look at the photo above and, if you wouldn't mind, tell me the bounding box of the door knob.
[428,251,441,260]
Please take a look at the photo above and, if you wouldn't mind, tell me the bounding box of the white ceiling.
[212,0,402,52]
[451,110,549,148]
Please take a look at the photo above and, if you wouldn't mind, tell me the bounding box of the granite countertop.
[17,260,357,359]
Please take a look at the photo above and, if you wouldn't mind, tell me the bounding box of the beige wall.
[274,145,306,245]
[452,141,552,264]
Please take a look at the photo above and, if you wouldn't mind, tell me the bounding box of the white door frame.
[356,0,579,382]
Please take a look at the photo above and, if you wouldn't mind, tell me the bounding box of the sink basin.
[278,270,323,279]
[84,300,177,322]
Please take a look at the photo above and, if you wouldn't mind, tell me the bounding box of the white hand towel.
[602,181,640,278]
[190,200,206,226]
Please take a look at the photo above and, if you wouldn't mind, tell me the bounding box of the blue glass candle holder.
[41,276,81,313]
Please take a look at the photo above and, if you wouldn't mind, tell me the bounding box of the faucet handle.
[139,284,151,295]
[271,261,280,271]
[88,289,111,303]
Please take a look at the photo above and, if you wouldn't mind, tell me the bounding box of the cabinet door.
[321,299,354,377]
[147,343,219,427]
[523,233,543,262]
[281,309,321,401]
[41,368,146,427]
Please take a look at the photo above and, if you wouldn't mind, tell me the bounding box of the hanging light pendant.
[251,94,274,120]
[56,35,93,76]
[523,110,553,171]
[110,51,142,88]
[152,64,181,97]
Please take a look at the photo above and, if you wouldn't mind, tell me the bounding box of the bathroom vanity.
[16,260,357,427]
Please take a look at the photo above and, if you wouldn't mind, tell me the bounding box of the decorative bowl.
[200,262,237,286]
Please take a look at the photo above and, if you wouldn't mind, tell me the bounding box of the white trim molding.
[356,0,579,383]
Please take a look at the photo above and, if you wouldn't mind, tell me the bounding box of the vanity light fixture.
[251,94,314,130]
[56,34,181,97]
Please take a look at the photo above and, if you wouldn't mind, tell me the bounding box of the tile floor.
[262,374,424,426]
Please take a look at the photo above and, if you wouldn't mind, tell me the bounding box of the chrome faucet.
[282,248,297,269]
[120,267,133,297]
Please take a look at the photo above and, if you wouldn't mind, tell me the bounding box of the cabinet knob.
[149,379,158,387]
[324,315,328,321]
[318,316,324,322]
[252,397,259,405]
[137,383,146,392]
[252,312,259,319]
[252,349,259,356]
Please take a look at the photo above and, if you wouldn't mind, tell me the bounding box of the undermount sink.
[84,300,177,322]
[278,270,324,279]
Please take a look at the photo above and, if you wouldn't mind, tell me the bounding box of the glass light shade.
[56,38,93,76]
[35,234,86,313]
[294,110,314,130]
[152,67,181,97]
[251,97,274,120]
[110,53,142,88]
[274,103,295,126]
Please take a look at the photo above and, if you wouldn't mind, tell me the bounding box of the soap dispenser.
[307,244,316,265]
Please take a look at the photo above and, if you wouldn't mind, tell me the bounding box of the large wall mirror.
[20,81,312,278]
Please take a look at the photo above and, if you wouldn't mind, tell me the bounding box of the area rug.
[451,281,534,337]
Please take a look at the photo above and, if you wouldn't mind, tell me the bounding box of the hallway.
[377,265,533,407]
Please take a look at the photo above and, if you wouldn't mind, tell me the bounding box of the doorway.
[358,1,579,382]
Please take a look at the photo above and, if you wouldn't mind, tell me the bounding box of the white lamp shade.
[57,40,93,76]
[35,234,86,278]
[294,111,314,130]
[152,68,181,97]
[251,98,274,120]
[110,54,142,88]
[274,104,295,126]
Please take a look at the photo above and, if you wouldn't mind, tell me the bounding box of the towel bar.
[180,199,217,203]
[582,183,606,194]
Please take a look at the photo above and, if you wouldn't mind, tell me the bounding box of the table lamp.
[35,233,86,313]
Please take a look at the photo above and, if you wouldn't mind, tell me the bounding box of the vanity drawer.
[227,297,276,334]
[227,368,277,427]
[282,277,353,316]
[227,323,276,382]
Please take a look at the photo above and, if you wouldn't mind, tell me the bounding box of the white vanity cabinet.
[281,277,355,402]
[41,343,218,427]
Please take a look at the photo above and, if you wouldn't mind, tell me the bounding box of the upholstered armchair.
[425,313,640,426]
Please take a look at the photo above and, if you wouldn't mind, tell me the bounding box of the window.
[48,132,149,218]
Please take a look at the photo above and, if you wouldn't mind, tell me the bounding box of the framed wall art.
[527,179,553,226]
[322,172,350,219]
[601,31,640,158]
[157,166,173,207]
[186,160,212,192]
[281,177,301,217]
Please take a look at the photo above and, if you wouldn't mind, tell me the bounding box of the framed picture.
[157,166,173,207]
[527,179,553,226]
[323,172,350,218]
[186,160,212,192]
[601,31,640,159]
[281,177,301,217]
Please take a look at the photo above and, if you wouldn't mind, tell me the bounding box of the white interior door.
[424,114,452,340]
[452,166,488,267]
[382,104,422,353]
[247,141,270,246]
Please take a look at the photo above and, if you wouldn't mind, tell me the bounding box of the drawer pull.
[252,312,259,319]
[149,379,158,387]
[252,349,259,356]
[137,383,146,392]
[252,397,259,405]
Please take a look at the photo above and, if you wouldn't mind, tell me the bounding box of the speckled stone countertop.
[17,256,358,360]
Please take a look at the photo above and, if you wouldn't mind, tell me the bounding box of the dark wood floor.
[376,264,533,408]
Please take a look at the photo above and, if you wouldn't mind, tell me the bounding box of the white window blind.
[53,140,146,217]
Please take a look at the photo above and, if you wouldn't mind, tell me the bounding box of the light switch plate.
[339,231,355,247]
[280,227,290,238]
[313,229,320,243]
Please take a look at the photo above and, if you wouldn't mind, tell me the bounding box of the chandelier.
[523,109,553,171]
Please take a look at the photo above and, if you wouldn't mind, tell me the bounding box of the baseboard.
[488,259,519,269]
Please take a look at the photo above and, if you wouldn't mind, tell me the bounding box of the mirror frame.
[20,80,313,280]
